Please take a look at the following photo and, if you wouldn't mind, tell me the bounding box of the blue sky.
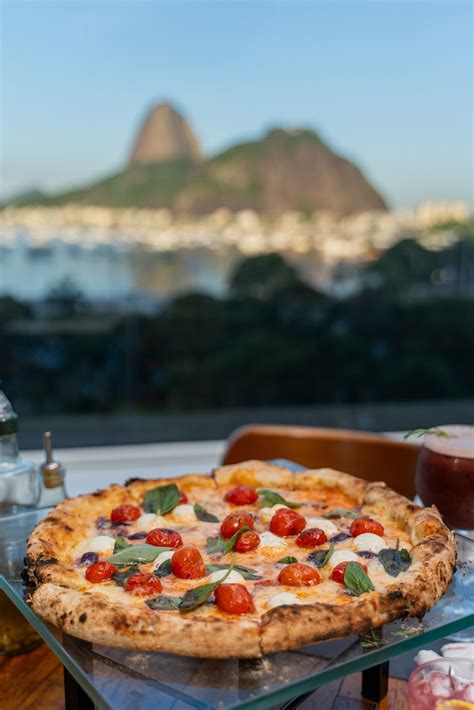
[1,0,472,208]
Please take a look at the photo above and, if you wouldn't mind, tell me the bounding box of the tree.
[229,253,310,300]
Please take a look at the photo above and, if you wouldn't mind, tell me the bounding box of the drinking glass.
[408,658,474,709]
[416,425,474,532]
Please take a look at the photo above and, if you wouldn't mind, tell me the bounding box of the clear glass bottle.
[0,389,39,515]
[0,389,41,655]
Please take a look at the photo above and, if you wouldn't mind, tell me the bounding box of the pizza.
[25,460,456,658]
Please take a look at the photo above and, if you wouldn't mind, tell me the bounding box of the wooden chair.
[222,425,420,499]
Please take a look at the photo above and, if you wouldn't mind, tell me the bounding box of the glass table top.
[1,508,473,710]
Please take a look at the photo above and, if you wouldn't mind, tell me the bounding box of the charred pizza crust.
[25,461,456,658]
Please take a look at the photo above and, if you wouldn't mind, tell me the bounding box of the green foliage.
[229,253,306,300]
[2,249,474,415]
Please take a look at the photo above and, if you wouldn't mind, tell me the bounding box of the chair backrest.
[222,425,420,498]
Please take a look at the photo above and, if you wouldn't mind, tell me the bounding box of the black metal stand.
[64,666,95,710]
[361,660,390,703]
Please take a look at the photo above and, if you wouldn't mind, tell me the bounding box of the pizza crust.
[26,461,456,658]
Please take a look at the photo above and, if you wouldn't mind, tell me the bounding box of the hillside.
[13,126,387,216]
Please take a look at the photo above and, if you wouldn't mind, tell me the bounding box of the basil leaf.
[307,543,334,568]
[206,526,250,555]
[179,559,235,613]
[378,548,411,577]
[194,503,219,523]
[206,535,227,554]
[206,563,262,580]
[113,536,130,553]
[107,544,171,565]
[112,566,139,587]
[143,484,180,515]
[344,561,375,596]
[154,559,172,578]
[146,595,182,610]
[257,489,301,509]
[323,508,365,519]
[277,556,298,564]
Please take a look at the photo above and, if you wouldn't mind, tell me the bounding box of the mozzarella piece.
[135,513,167,532]
[353,533,386,553]
[151,549,174,571]
[87,535,116,554]
[207,569,246,584]
[259,531,288,548]
[327,550,360,569]
[172,504,197,522]
[304,518,338,537]
[267,592,301,608]
[259,504,288,523]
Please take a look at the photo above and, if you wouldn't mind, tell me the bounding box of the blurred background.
[0,0,473,448]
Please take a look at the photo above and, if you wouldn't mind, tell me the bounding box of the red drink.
[408,658,474,709]
[416,425,474,530]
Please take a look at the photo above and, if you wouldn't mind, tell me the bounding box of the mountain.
[128,102,202,166]
[10,107,387,215]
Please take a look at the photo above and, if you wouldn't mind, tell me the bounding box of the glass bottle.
[0,389,41,655]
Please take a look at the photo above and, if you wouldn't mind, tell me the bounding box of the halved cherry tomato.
[220,512,254,539]
[234,530,260,553]
[277,563,320,587]
[350,518,384,538]
[270,508,306,537]
[146,528,183,548]
[85,561,117,583]
[296,528,328,548]
[224,486,258,505]
[124,573,162,596]
[214,583,255,614]
[178,491,188,504]
[171,545,206,579]
[111,504,141,523]
[331,561,368,585]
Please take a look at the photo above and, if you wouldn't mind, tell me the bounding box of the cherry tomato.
[350,518,384,538]
[85,561,117,583]
[171,545,206,579]
[277,563,320,587]
[178,491,188,504]
[220,512,254,539]
[111,504,141,523]
[234,530,260,553]
[296,528,328,548]
[214,583,255,614]
[270,508,306,537]
[224,486,259,505]
[124,573,162,596]
[331,561,368,585]
[146,528,183,548]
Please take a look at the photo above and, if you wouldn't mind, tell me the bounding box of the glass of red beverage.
[408,657,474,709]
[416,425,474,531]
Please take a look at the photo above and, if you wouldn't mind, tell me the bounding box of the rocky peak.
[128,102,202,166]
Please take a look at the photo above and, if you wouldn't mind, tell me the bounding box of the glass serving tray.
[1,507,473,710]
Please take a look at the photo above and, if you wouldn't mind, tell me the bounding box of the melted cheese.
[304,517,338,537]
[259,504,288,523]
[151,549,174,571]
[267,592,301,608]
[207,569,246,584]
[170,504,197,522]
[87,535,116,554]
[259,531,288,549]
[353,533,386,553]
[136,513,167,532]
[327,550,359,568]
